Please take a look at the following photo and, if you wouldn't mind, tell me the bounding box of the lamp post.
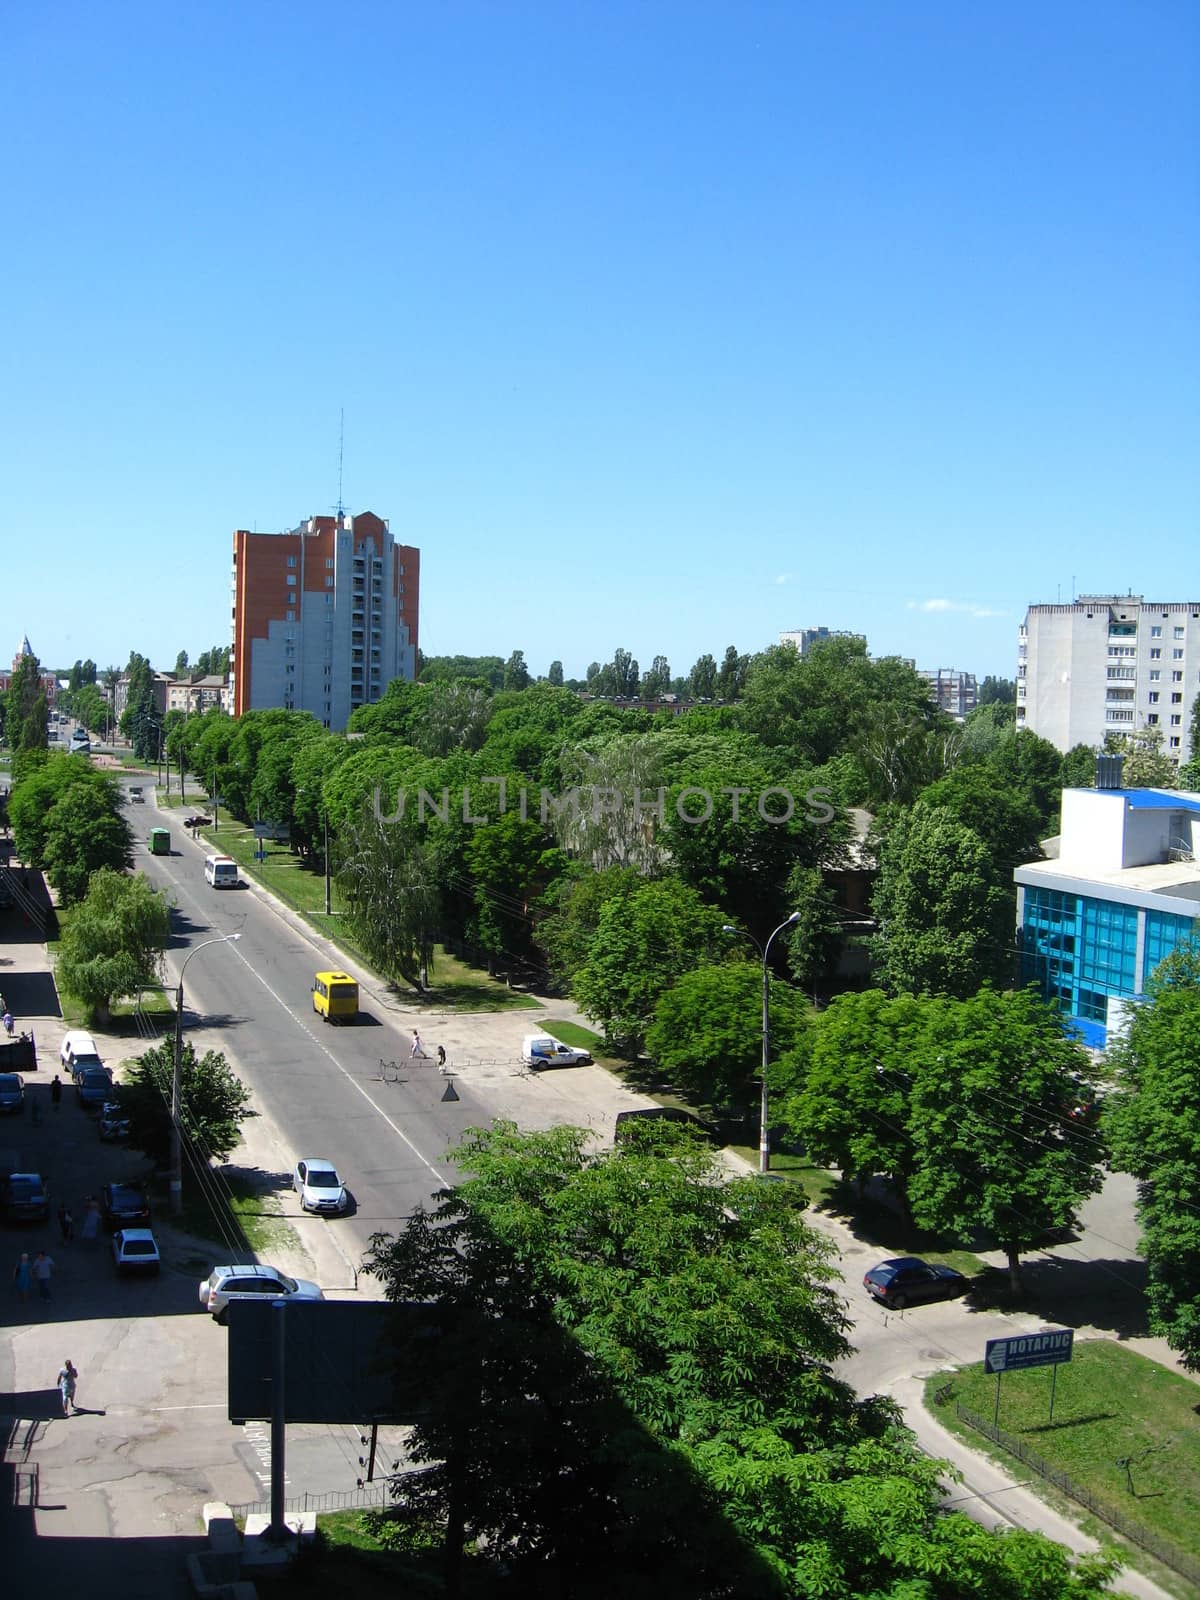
[170,933,242,1216]
[322,809,331,916]
[722,911,801,1174]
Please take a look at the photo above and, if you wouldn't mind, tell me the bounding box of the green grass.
[417,946,541,1012]
[281,1510,495,1598]
[173,1168,299,1257]
[927,1342,1200,1585]
[541,1019,608,1054]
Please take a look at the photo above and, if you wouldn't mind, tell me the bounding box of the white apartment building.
[1017,595,1200,764]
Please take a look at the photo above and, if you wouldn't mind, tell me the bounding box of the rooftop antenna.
[336,408,345,520]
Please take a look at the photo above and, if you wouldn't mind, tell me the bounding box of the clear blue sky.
[4,1,1196,684]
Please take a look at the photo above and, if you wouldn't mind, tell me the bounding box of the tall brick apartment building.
[231,511,419,730]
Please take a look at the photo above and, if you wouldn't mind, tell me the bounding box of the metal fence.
[228,1481,397,1519]
[955,1402,1200,1586]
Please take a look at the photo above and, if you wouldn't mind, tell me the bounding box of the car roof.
[64,1030,98,1050]
[299,1158,339,1175]
[215,1263,286,1279]
[106,1180,145,1193]
[0,1073,22,1087]
[8,1172,45,1184]
[117,1228,157,1243]
[873,1257,930,1273]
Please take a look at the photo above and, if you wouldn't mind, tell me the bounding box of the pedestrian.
[57,1359,78,1416]
[2,1011,13,1038]
[436,1044,447,1072]
[80,1197,100,1242]
[57,1205,74,1245]
[410,1028,423,1059]
[50,1074,62,1110]
[13,1252,32,1302]
[32,1250,54,1301]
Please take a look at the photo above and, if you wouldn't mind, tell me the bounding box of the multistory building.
[1017,594,1200,763]
[919,667,977,718]
[231,511,419,730]
[779,626,865,655]
[1015,770,1200,1048]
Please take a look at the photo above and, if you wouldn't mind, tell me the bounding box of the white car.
[60,1029,100,1068]
[521,1032,592,1068]
[113,1228,161,1275]
[198,1264,324,1323]
[293,1158,348,1215]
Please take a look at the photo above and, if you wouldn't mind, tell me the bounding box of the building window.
[326,576,334,587]
[326,558,334,569]
[287,573,297,586]
[1150,626,1162,637]
[1108,646,1136,658]
[1148,692,1159,704]
[1150,670,1161,681]
[1171,715,1182,725]
[1170,736,1181,747]
[286,610,295,622]
[326,594,333,605]
[1172,692,1183,703]
[1150,648,1162,659]
[287,555,297,567]
[1147,714,1159,724]
[1174,627,1185,639]
[1173,671,1184,682]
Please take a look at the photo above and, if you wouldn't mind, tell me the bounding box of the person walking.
[436,1044,447,1072]
[2,1011,14,1038]
[410,1029,423,1059]
[50,1074,63,1111]
[80,1197,100,1242]
[57,1205,74,1245]
[13,1252,32,1302]
[57,1359,78,1416]
[32,1250,54,1301]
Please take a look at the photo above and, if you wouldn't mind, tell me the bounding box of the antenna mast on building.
[336,408,345,520]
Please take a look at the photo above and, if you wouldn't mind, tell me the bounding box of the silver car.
[293,1157,348,1215]
[198,1263,324,1323]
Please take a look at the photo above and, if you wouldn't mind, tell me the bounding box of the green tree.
[907,988,1105,1295]
[503,649,531,692]
[784,863,850,995]
[871,807,1013,997]
[547,659,564,687]
[572,877,728,1051]
[463,811,564,972]
[1105,947,1200,1368]
[113,1040,253,1166]
[688,652,718,699]
[42,784,133,904]
[174,649,190,678]
[412,680,491,757]
[916,764,1045,925]
[780,989,930,1225]
[4,648,50,781]
[1061,743,1096,788]
[978,675,1016,705]
[1106,725,1177,788]
[337,811,440,992]
[715,644,749,700]
[55,868,170,1023]
[645,961,810,1110]
[984,728,1066,833]
[639,654,671,700]
[533,864,639,989]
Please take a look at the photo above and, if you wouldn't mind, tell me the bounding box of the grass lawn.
[172,1167,299,1258]
[529,1020,608,1054]
[927,1341,1200,1582]
[280,1510,495,1597]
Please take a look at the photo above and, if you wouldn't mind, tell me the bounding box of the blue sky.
[3,1,1196,684]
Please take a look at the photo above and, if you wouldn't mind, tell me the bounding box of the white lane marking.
[226,944,451,1187]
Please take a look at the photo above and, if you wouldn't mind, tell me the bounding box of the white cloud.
[907,597,1008,619]
[774,573,793,586]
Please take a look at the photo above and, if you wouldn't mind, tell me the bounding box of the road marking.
[228,946,451,1188]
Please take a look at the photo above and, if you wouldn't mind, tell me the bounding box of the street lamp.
[722,912,801,1174]
[170,933,242,1216]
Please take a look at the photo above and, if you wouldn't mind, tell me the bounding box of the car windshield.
[124,1241,155,1256]
[307,1171,339,1187]
[112,1187,144,1205]
[10,1178,44,1198]
[80,1070,110,1084]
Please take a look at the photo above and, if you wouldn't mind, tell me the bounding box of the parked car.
[60,1030,100,1068]
[198,1264,324,1324]
[0,1073,24,1115]
[293,1158,348,1215]
[183,814,213,829]
[113,1228,160,1275]
[76,1067,115,1110]
[521,1032,592,1067]
[70,1053,107,1081]
[98,1108,132,1142]
[1,1172,50,1223]
[100,1181,151,1231]
[862,1256,968,1310]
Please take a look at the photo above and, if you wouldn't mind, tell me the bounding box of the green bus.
[148,827,170,856]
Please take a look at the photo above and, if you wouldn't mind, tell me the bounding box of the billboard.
[227,1300,446,1425]
[984,1329,1073,1375]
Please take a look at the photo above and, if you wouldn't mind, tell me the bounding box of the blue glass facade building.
[1015,788,1200,1048]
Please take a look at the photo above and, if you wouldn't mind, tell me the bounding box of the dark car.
[100,1181,151,1231]
[2,1172,50,1223]
[0,1073,24,1115]
[76,1068,115,1110]
[863,1256,967,1310]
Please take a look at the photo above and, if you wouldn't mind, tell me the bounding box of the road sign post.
[984,1329,1074,1427]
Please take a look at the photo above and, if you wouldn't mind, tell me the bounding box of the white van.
[204,854,239,889]
[521,1033,592,1068]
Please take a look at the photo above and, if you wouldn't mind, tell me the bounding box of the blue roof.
[1120,789,1200,814]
